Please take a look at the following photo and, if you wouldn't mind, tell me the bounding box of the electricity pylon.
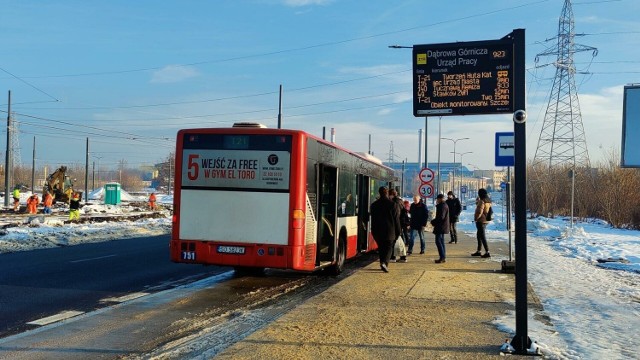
[532,0,597,169]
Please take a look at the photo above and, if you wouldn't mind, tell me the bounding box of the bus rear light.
[292,209,305,229]
[172,215,177,223]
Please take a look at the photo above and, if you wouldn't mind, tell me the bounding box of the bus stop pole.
[509,28,533,354]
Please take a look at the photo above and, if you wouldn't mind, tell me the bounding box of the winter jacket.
[409,201,429,229]
[445,197,462,223]
[474,197,492,223]
[70,198,81,211]
[431,201,450,234]
[370,196,401,242]
[27,195,39,206]
[43,194,53,207]
[392,197,410,227]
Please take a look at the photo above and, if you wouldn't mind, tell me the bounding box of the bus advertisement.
[170,124,395,274]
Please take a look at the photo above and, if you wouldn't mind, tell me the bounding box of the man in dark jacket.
[431,194,450,263]
[409,195,429,254]
[370,186,401,272]
[389,189,408,263]
[445,191,462,244]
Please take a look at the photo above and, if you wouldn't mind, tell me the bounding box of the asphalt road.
[0,234,228,338]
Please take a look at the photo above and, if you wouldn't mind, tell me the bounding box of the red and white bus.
[170,123,395,274]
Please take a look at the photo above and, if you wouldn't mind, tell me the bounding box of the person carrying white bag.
[389,189,408,263]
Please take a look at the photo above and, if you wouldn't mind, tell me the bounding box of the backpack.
[486,205,493,221]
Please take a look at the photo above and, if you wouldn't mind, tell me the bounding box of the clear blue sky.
[1,0,638,172]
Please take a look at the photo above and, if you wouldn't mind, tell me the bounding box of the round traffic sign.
[500,182,507,189]
[419,168,435,183]
[461,185,467,193]
[419,183,434,198]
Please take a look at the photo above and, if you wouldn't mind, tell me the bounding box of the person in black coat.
[389,189,409,263]
[370,186,401,272]
[409,196,429,254]
[431,194,450,263]
[445,191,462,244]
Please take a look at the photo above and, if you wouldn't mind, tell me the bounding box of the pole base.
[509,335,540,356]
[501,260,515,273]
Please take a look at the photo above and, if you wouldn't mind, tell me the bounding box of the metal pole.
[570,168,575,229]
[277,84,283,129]
[507,166,513,261]
[4,91,12,207]
[85,138,89,202]
[368,134,372,155]
[417,129,422,169]
[510,28,532,354]
[401,160,405,197]
[424,117,428,169]
[92,161,95,190]
[437,117,441,196]
[31,137,35,193]
[452,145,456,196]
[169,158,173,195]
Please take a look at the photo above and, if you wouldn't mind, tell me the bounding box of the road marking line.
[69,254,117,263]
[101,292,149,303]
[26,310,84,326]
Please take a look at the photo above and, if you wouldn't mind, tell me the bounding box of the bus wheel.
[329,236,346,276]
[233,267,265,276]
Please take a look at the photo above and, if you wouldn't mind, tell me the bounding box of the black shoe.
[448,241,455,244]
[435,259,446,264]
[380,263,389,272]
[420,251,425,254]
[471,251,482,256]
[481,252,491,258]
[407,252,412,255]
[398,257,408,263]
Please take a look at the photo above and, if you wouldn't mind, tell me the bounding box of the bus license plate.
[217,245,245,254]
[182,251,196,260]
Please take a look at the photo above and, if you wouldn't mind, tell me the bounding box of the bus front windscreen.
[180,133,292,191]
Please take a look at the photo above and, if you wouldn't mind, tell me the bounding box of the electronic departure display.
[412,38,515,117]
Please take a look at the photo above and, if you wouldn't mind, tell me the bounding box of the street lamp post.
[441,137,469,196]
[453,151,473,198]
[455,151,473,197]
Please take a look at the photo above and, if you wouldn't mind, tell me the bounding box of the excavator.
[43,166,77,203]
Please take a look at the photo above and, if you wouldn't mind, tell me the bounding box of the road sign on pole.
[495,132,515,166]
[419,183,434,198]
[419,168,435,183]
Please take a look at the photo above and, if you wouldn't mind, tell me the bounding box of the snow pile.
[0,201,172,254]
[458,191,639,359]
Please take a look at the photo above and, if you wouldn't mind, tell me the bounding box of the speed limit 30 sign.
[419,183,434,198]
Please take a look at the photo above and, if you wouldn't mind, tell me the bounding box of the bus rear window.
[184,134,292,151]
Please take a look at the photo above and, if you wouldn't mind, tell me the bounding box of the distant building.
[385,162,505,199]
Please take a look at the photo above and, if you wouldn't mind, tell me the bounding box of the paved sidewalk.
[215,232,516,359]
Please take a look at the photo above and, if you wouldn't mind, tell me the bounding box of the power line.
[16,70,411,111]
[10,1,549,80]
[0,67,60,102]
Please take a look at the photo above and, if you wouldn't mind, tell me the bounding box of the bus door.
[317,164,337,264]
[357,175,370,252]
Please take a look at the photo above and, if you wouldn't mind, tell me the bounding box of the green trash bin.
[104,183,121,205]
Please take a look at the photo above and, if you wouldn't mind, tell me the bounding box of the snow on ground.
[0,192,173,254]
[456,192,639,359]
[0,189,638,359]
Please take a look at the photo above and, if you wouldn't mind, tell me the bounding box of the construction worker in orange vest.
[148,193,157,211]
[27,193,40,214]
[43,193,53,214]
